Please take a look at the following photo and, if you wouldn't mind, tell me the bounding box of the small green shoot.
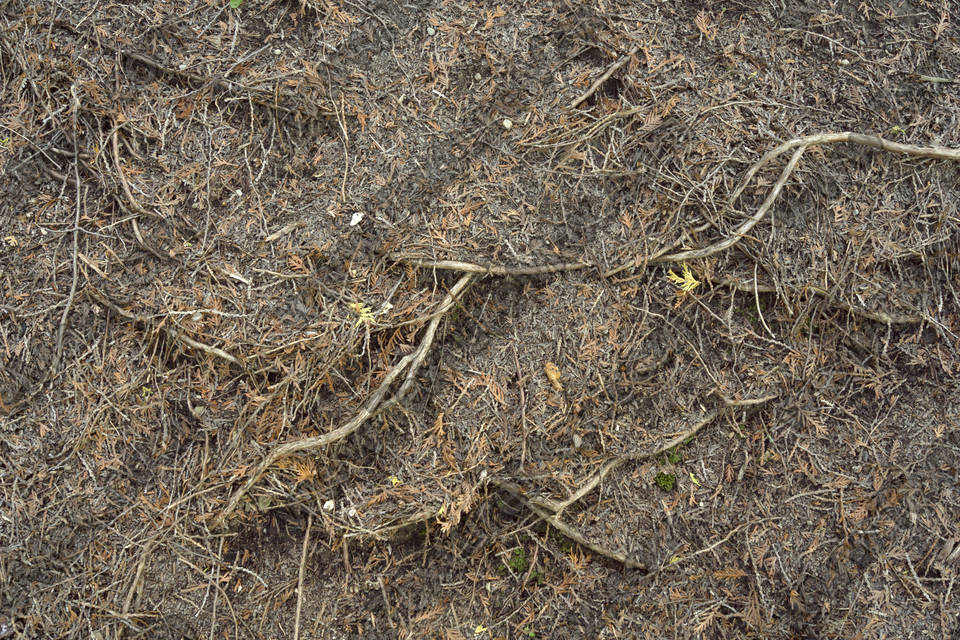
[229,0,243,8]
[654,472,676,492]
[549,529,574,553]
[507,548,529,574]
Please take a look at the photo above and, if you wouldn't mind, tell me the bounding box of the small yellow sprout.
[348,301,375,327]
[666,262,700,292]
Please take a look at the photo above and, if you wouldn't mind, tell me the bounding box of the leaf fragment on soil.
[544,361,563,391]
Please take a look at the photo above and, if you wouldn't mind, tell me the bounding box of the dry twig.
[54,20,332,119]
[214,275,473,528]
[553,409,722,516]
[86,288,242,366]
[487,405,791,571]
[52,87,84,375]
[410,258,591,276]
[416,132,960,325]
[489,477,647,570]
[293,515,311,640]
[570,45,639,109]
[648,133,960,276]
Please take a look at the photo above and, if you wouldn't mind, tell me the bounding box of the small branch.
[488,407,775,571]
[373,274,473,413]
[553,410,721,515]
[410,258,592,277]
[754,263,776,339]
[654,144,808,263]
[412,131,958,326]
[905,73,959,84]
[53,86,83,375]
[293,515,311,640]
[489,477,646,570]
[644,131,960,268]
[570,46,639,109]
[714,392,779,407]
[112,124,149,216]
[54,20,332,118]
[805,285,921,324]
[213,275,473,528]
[345,508,437,541]
[710,276,922,325]
[120,537,155,637]
[86,288,242,366]
[111,123,177,261]
[729,132,960,210]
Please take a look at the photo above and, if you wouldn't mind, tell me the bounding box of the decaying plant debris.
[1,1,959,638]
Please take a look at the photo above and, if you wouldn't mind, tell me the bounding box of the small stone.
[573,433,583,450]
[347,507,357,518]
[323,499,335,512]
[502,118,513,130]
[474,73,482,81]
[273,48,281,55]
[426,26,436,36]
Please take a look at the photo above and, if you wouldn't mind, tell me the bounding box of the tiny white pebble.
[178,63,188,71]
[273,48,281,55]
[347,507,357,518]
[474,73,481,81]
[502,118,513,130]
[323,499,335,512]
[426,26,436,36]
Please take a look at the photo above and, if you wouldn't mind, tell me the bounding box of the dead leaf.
[544,361,563,391]
[713,566,746,580]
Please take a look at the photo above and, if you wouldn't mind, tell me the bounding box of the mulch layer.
[1,1,959,638]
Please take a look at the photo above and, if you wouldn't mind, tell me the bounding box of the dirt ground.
[1,0,959,638]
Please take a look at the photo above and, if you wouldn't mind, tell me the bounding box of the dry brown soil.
[1,0,959,638]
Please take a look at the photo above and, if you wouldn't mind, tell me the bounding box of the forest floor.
[1,1,959,638]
